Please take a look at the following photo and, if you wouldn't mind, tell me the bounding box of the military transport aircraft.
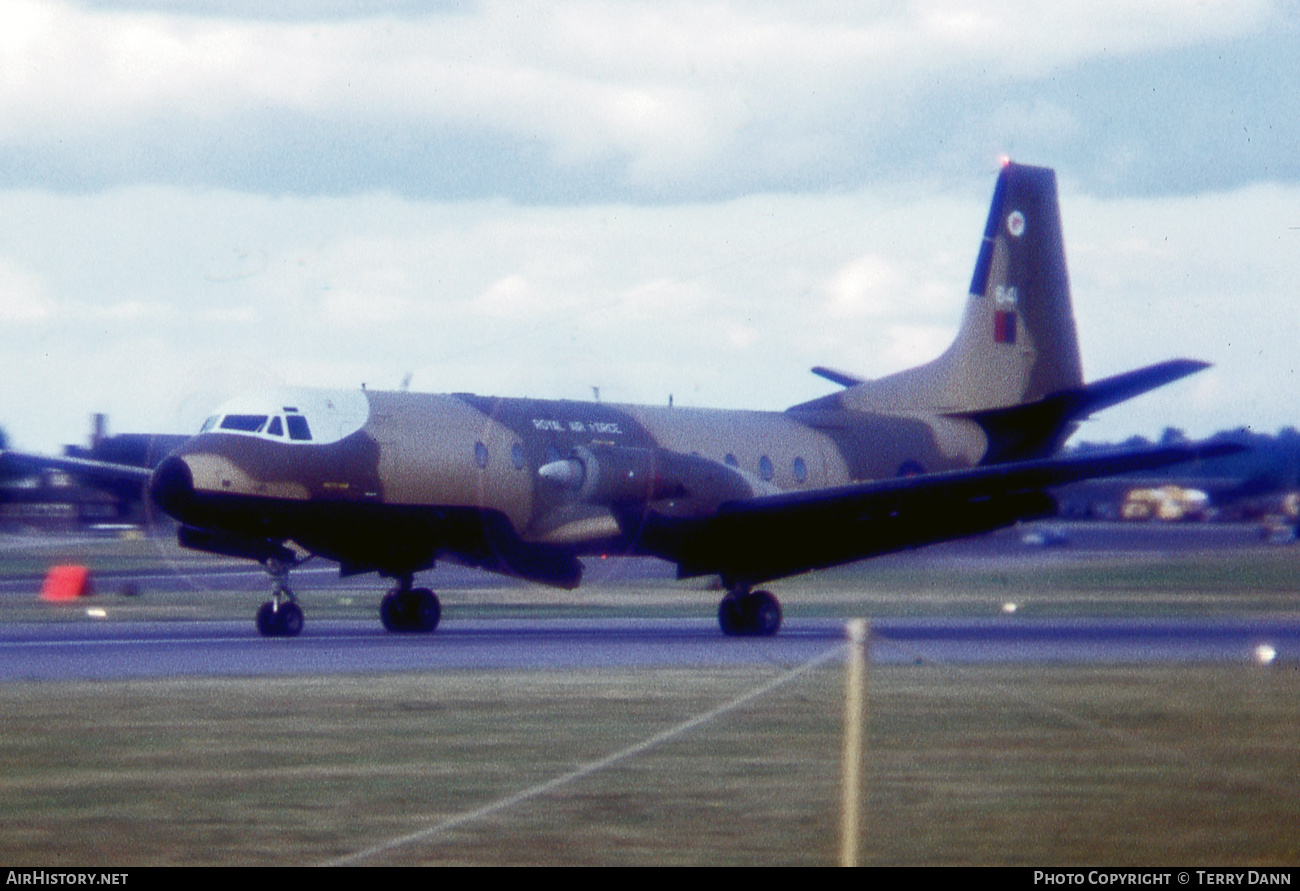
[4,162,1236,637]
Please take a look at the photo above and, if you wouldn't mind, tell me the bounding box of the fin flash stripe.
[994,310,1017,344]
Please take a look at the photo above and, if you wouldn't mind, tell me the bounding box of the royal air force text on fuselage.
[1034,873,1291,886]
[531,418,624,436]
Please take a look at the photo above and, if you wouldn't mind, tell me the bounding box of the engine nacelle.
[538,444,757,518]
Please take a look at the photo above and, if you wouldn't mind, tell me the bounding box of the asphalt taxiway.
[0,615,1295,682]
[0,522,1294,681]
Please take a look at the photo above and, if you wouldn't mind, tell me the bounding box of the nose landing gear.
[256,595,304,637]
[256,557,304,637]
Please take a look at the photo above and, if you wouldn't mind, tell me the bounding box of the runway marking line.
[323,638,848,866]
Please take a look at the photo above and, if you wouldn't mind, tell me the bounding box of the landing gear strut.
[718,587,782,637]
[380,576,441,633]
[256,556,304,638]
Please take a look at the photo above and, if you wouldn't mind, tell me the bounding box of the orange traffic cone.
[40,565,93,602]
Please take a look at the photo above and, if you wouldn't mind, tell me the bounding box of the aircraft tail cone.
[40,565,93,602]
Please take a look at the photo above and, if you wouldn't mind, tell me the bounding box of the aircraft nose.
[149,455,195,520]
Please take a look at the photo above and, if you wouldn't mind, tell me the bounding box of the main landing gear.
[256,557,304,638]
[718,587,782,637]
[379,577,441,633]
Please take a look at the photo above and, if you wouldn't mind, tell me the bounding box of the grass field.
[1,664,1297,866]
[0,532,1298,865]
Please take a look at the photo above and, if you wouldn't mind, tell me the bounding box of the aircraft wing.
[0,450,153,483]
[724,441,1244,522]
[666,441,1245,583]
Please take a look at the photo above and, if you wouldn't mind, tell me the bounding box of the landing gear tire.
[749,590,782,636]
[256,599,304,638]
[718,589,782,637]
[381,587,441,633]
[718,592,745,635]
[256,601,275,636]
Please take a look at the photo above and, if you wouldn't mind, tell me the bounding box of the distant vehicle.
[1257,492,1299,544]
[1260,523,1297,545]
[1021,526,1070,547]
[4,162,1236,637]
[1121,485,1211,522]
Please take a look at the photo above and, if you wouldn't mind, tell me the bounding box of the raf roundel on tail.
[2,162,1237,638]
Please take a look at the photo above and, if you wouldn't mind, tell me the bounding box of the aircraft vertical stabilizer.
[957,161,1083,406]
[813,162,1084,416]
[793,162,1209,463]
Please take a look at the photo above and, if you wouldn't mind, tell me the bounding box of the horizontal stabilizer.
[960,359,1211,463]
[1068,359,1209,418]
[811,366,866,388]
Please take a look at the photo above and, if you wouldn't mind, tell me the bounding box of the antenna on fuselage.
[401,373,413,392]
[592,386,600,403]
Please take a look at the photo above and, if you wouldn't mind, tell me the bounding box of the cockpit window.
[200,416,218,433]
[285,415,312,441]
[266,416,283,437]
[220,414,269,433]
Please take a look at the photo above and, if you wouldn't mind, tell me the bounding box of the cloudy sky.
[1,0,1296,452]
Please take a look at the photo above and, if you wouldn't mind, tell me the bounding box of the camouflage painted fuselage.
[155,387,992,589]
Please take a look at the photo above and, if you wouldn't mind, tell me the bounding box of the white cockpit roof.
[200,387,370,446]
